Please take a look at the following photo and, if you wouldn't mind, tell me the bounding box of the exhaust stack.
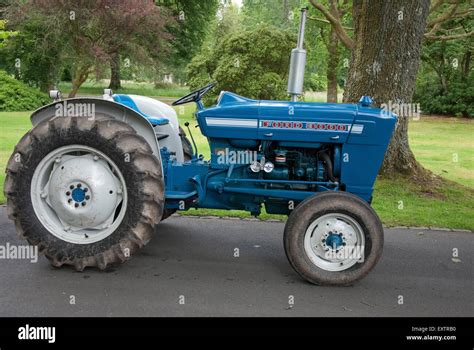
[288,7,308,102]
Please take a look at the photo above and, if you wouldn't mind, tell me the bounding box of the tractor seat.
[113,94,169,126]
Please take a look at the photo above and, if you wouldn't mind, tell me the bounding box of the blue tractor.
[4,9,396,285]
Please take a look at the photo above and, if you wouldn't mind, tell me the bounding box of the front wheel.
[284,191,384,285]
[4,115,164,271]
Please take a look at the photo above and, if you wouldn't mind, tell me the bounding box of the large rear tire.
[284,191,383,286]
[4,115,164,271]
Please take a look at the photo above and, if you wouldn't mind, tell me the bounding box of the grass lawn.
[1,107,473,230]
[409,116,473,187]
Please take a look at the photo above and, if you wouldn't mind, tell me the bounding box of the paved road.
[0,207,472,317]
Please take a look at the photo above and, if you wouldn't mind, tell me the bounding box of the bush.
[414,74,473,118]
[0,70,50,111]
[306,72,327,92]
[415,37,473,118]
[186,25,295,104]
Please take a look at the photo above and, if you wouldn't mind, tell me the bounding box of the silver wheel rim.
[304,213,365,272]
[31,145,128,244]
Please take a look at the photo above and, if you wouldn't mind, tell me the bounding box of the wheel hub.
[46,155,122,230]
[31,145,128,244]
[325,233,344,250]
[71,185,87,204]
[304,213,365,272]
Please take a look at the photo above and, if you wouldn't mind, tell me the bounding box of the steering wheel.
[172,82,217,107]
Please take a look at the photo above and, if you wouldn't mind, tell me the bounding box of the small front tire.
[284,191,384,286]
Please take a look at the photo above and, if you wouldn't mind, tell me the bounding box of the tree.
[68,0,172,97]
[416,1,473,117]
[1,6,65,92]
[5,0,172,96]
[163,0,219,79]
[342,0,430,175]
[242,0,301,29]
[108,51,122,90]
[415,45,473,118]
[310,0,472,175]
[308,0,351,102]
[105,0,218,90]
[424,0,474,42]
[187,25,295,102]
[185,2,243,95]
[0,0,9,20]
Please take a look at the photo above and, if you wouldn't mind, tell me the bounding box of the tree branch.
[429,0,446,13]
[427,2,460,28]
[307,15,353,30]
[424,31,474,41]
[319,27,329,47]
[425,0,472,40]
[309,0,354,49]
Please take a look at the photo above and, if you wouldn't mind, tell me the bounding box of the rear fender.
[30,98,162,166]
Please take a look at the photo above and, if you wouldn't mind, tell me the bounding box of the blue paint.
[358,95,374,107]
[108,87,396,216]
[326,233,343,249]
[72,188,85,203]
[159,89,396,215]
[113,94,169,126]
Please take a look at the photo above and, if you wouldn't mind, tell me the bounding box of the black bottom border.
[0,317,472,347]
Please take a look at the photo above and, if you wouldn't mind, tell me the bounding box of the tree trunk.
[39,82,55,93]
[283,0,289,23]
[461,50,471,81]
[108,52,122,90]
[343,0,430,175]
[69,66,91,98]
[327,27,339,102]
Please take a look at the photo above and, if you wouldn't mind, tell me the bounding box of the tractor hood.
[217,91,259,106]
[216,91,358,113]
[197,91,396,147]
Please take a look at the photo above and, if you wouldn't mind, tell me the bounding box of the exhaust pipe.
[288,7,308,102]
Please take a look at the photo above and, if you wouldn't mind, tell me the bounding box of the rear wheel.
[284,191,383,285]
[4,115,164,271]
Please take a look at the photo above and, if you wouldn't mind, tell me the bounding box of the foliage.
[415,5,473,118]
[0,12,65,92]
[306,72,327,91]
[159,0,219,81]
[187,24,295,103]
[0,0,9,19]
[414,71,473,118]
[0,19,16,48]
[3,0,173,95]
[241,0,300,29]
[0,70,49,111]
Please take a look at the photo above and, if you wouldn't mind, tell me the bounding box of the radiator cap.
[359,96,373,107]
